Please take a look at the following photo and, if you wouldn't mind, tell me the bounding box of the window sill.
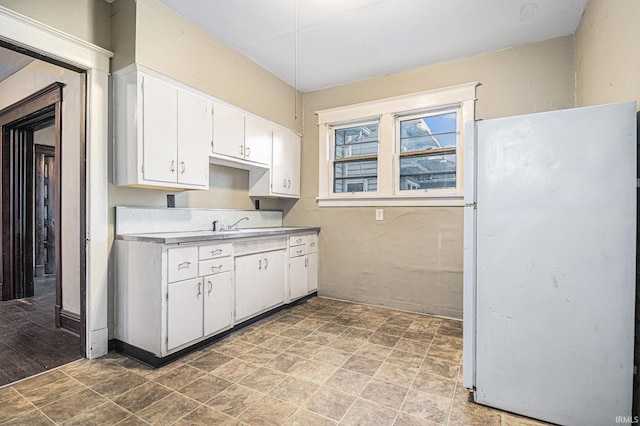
[316,196,464,207]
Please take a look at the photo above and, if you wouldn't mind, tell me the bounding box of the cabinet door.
[142,75,178,183]
[262,249,285,310]
[307,252,318,292]
[177,90,210,187]
[272,129,301,196]
[213,104,245,159]
[289,255,307,300]
[167,277,204,350]
[244,117,272,166]
[234,254,262,322]
[203,271,233,336]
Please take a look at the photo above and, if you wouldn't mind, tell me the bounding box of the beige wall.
[285,36,576,318]
[0,0,110,49]
[0,60,85,315]
[576,0,640,110]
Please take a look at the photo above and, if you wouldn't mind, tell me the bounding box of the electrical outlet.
[167,194,175,208]
[375,209,384,221]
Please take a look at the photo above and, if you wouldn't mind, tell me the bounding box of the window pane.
[399,153,456,190]
[334,159,377,193]
[400,112,457,153]
[335,124,378,159]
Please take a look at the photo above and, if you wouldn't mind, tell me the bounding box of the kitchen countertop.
[116,226,320,244]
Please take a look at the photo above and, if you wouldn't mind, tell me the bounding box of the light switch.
[375,209,384,221]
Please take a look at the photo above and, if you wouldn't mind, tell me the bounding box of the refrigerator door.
[474,102,636,425]
[462,120,477,390]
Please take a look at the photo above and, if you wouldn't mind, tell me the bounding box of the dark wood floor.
[0,276,83,387]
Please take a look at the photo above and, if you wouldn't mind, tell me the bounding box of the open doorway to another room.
[0,46,84,386]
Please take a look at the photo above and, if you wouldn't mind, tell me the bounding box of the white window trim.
[317,82,478,207]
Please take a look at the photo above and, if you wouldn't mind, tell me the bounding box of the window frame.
[317,82,477,207]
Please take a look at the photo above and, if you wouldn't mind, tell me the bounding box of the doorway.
[0,79,82,385]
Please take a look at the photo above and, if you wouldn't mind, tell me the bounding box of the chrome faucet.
[227,217,249,230]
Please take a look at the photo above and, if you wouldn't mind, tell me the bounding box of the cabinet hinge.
[141,165,144,173]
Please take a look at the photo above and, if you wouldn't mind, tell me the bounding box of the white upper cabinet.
[244,117,272,166]
[113,67,209,190]
[211,105,271,168]
[141,76,177,184]
[177,90,211,187]
[212,103,245,159]
[249,128,301,198]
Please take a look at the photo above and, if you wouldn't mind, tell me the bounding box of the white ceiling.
[158,0,588,92]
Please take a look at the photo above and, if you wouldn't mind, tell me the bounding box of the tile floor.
[0,276,83,386]
[0,297,549,425]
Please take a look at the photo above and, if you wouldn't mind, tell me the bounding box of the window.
[397,111,458,191]
[332,122,378,193]
[317,83,477,207]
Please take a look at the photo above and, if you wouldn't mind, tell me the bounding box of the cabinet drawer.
[167,246,199,283]
[289,245,307,258]
[307,234,318,253]
[199,257,232,276]
[289,235,306,247]
[199,243,233,260]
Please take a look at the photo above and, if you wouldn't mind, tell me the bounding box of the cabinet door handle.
[245,146,251,158]
[197,282,202,297]
[283,178,287,188]
[177,261,191,269]
[259,259,262,270]
[288,179,291,188]
[240,145,244,156]
[180,161,185,174]
[211,265,223,272]
[170,160,175,172]
[305,258,308,267]
[208,280,213,294]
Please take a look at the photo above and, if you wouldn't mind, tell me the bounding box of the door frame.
[0,6,113,358]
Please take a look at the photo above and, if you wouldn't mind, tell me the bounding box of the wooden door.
[34,144,55,277]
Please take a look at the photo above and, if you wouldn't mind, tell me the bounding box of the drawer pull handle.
[296,239,303,244]
[310,242,316,247]
[211,265,223,272]
[211,249,223,255]
[296,250,303,255]
[177,261,191,269]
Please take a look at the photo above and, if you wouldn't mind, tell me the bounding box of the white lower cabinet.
[167,277,204,350]
[203,270,233,336]
[114,231,317,362]
[288,233,319,301]
[235,246,286,323]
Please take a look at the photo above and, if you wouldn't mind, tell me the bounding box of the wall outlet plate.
[167,194,175,208]
[375,208,383,221]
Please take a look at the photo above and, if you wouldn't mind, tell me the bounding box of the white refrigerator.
[463,102,637,425]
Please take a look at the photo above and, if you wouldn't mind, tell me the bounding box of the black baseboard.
[111,292,317,368]
[59,309,81,335]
